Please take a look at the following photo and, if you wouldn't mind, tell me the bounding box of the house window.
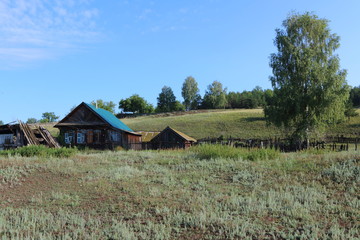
[77,132,85,144]
[0,134,13,145]
[110,131,120,142]
[64,132,74,144]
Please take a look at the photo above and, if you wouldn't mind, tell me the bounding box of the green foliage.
[173,101,185,111]
[0,145,77,158]
[119,94,154,114]
[227,86,271,109]
[41,112,59,123]
[344,101,359,120]
[191,144,280,161]
[265,12,349,142]
[202,81,227,109]
[156,86,178,112]
[350,85,360,107]
[181,76,201,110]
[91,99,116,113]
[26,118,38,124]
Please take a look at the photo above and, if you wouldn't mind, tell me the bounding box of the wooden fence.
[196,135,359,152]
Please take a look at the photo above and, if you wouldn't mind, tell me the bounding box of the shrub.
[246,148,280,161]
[0,145,77,158]
[191,144,280,161]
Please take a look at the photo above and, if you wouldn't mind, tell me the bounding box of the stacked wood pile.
[19,121,60,148]
[19,121,40,145]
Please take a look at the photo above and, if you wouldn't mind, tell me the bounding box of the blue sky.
[1,0,359,123]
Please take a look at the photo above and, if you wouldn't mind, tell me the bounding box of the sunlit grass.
[0,149,359,238]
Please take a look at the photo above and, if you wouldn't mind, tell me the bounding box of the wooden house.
[150,126,196,149]
[54,102,142,150]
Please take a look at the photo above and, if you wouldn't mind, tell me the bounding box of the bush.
[191,144,280,161]
[0,145,77,158]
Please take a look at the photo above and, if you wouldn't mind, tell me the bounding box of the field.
[1,147,359,239]
[42,109,360,140]
[122,109,360,140]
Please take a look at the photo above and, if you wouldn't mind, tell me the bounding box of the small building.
[0,122,60,150]
[135,131,160,150]
[54,102,142,150]
[150,126,196,149]
[0,123,23,150]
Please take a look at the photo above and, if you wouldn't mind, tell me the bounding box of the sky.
[1,0,359,123]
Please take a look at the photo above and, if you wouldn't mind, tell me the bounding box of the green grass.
[0,145,78,158]
[0,149,359,239]
[123,109,360,139]
[123,109,281,139]
[38,108,359,140]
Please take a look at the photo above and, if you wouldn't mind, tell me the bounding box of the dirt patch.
[0,171,72,208]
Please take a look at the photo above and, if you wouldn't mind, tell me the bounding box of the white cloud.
[0,0,100,68]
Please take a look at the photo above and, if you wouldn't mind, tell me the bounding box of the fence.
[196,135,359,152]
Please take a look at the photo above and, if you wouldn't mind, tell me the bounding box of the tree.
[26,118,38,124]
[156,86,178,112]
[41,112,59,123]
[119,94,154,114]
[0,120,3,125]
[350,86,360,107]
[202,81,227,109]
[91,99,116,114]
[182,76,201,110]
[264,12,349,145]
[344,101,359,120]
[173,101,186,111]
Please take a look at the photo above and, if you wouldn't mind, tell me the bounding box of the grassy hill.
[123,109,360,140]
[41,108,360,140]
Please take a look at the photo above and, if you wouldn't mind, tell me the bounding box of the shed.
[150,126,196,149]
[0,121,60,150]
[54,102,142,150]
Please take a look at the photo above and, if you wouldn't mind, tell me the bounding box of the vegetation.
[227,86,272,109]
[202,81,227,109]
[0,120,3,125]
[122,108,360,140]
[156,86,184,113]
[40,112,60,123]
[91,99,116,114]
[265,12,349,144]
[119,94,154,114]
[0,145,78,158]
[0,149,359,238]
[26,118,38,124]
[350,85,360,107]
[181,76,201,110]
[191,144,280,161]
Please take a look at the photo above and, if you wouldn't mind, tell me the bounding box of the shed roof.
[84,103,134,132]
[135,131,160,142]
[152,126,197,143]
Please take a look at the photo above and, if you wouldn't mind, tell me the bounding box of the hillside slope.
[123,109,360,140]
[123,109,280,139]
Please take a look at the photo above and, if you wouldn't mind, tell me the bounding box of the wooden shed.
[54,102,142,150]
[0,122,60,150]
[150,126,196,149]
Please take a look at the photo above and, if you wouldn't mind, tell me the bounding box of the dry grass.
[0,149,359,239]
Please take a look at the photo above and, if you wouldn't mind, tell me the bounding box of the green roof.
[85,103,134,132]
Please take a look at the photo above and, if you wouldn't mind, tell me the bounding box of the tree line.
[0,83,358,125]
[115,79,276,115]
